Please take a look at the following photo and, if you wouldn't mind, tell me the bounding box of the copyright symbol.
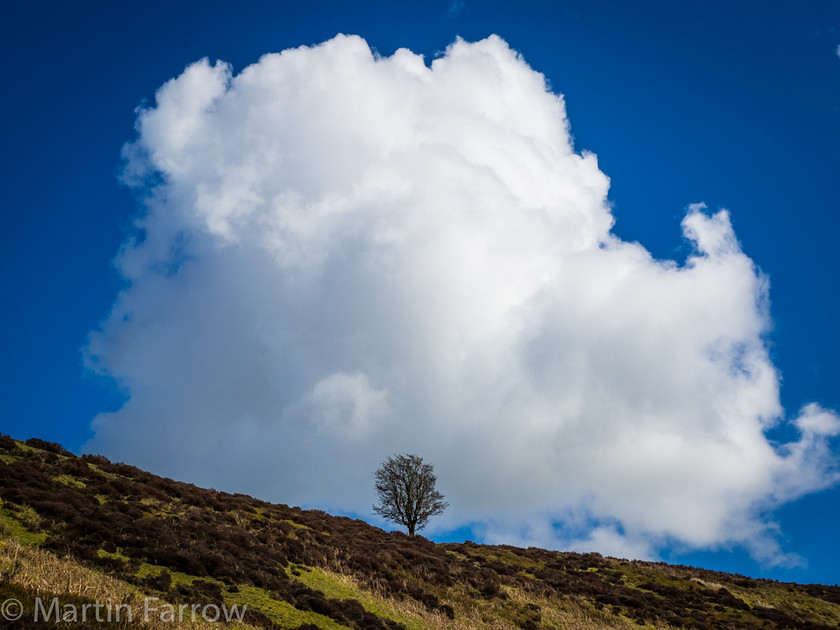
[1,598,23,621]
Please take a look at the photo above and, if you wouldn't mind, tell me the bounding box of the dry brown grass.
[0,536,257,629]
[504,587,677,630]
[309,561,675,630]
[440,585,671,630]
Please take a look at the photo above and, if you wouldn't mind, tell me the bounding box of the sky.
[2,0,840,585]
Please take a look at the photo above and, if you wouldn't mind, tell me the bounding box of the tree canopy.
[372,453,448,536]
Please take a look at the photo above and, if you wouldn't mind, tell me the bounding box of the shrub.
[25,438,71,455]
[0,434,18,451]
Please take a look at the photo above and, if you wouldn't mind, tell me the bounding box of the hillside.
[1,436,839,629]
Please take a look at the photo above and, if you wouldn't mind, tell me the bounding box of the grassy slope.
[0,436,839,630]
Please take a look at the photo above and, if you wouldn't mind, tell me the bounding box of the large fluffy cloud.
[85,34,840,563]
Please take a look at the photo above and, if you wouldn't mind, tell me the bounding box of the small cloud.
[568,526,656,562]
[682,204,741,257]
[796,403,840,436]
[307,372,391,438]
[449,0,465,16]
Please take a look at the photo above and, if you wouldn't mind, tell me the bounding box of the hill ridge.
[1,435,839,629]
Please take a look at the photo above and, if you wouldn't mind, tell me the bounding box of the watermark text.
[1,597,247,623]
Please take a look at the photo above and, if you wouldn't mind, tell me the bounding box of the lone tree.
[372,453,448,536]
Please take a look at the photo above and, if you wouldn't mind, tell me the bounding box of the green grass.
[0,501,46,547]
[86,462,123,479]
[134,561,220,589]
[12,441,39,453]
[138,498,182,518]
[732,582,840,628]
[223,584,350,630]
[97,548,131,562]
[132,559,352,629]
[454,544,545,572]
[12,440,71,459]
[290,564,428,630]
[53,474,86,488]
[281,518,312,530]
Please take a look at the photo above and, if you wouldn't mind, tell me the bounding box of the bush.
[0,434,18,451]
[24,438,72,456]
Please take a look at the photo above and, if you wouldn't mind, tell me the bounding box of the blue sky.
[2,1,839,584]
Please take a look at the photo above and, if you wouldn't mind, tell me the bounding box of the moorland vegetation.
[1,435,839,629]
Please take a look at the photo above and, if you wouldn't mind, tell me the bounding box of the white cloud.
[306,372,391,438]
[568,526,657,562]
[85,34,839,562]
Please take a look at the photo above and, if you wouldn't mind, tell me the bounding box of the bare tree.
[372,453,448,536]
